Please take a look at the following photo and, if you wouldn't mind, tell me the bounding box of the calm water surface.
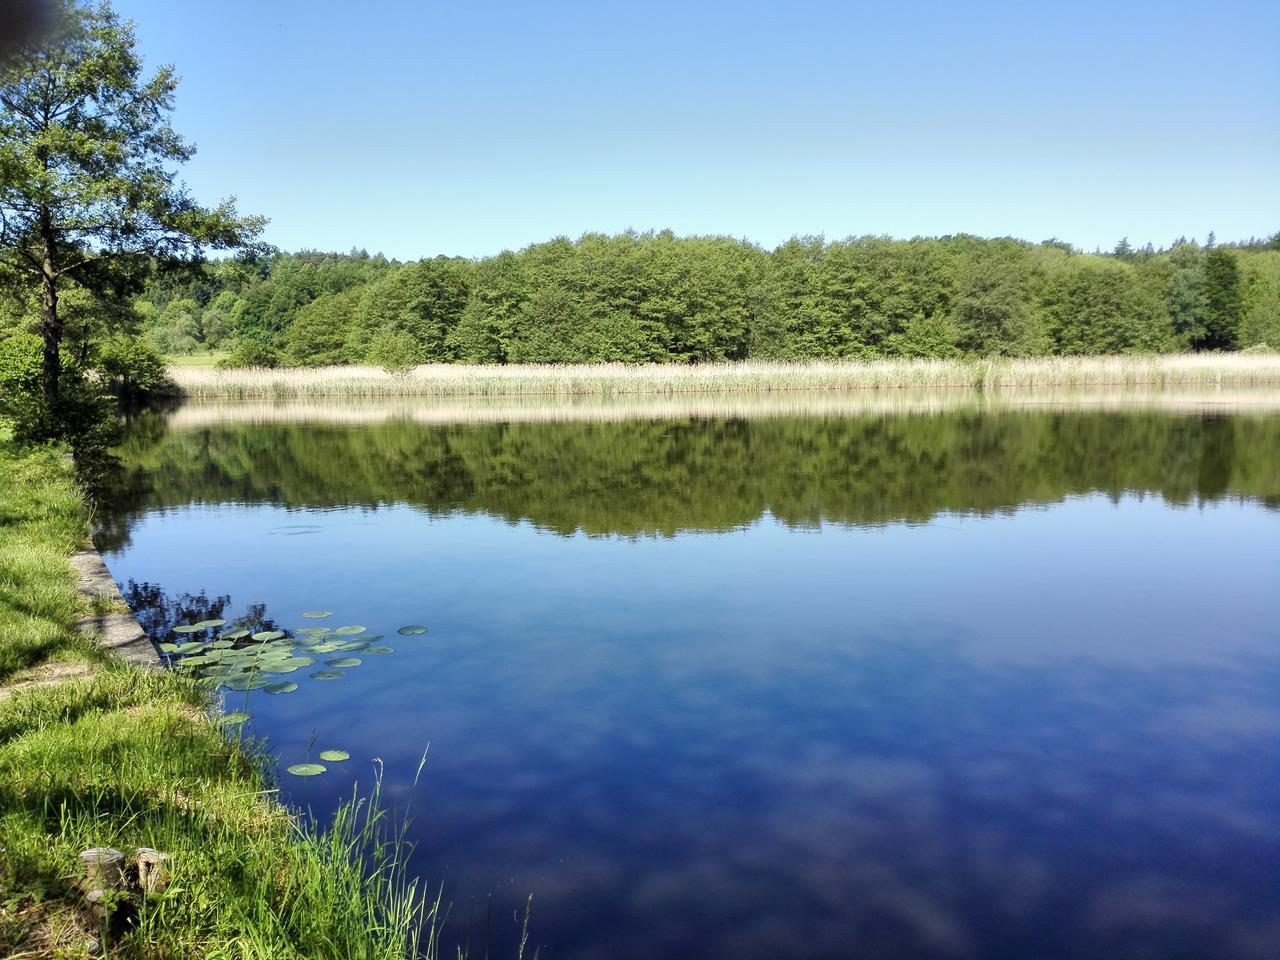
[98,405,1280,960]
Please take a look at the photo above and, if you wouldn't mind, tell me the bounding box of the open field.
[0,433,432,959]
[170,354,1280,400]
[164,352,230,369]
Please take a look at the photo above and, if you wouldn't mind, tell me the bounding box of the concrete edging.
[70,548,161,668]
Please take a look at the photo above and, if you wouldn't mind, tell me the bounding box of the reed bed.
[164,385,1280,429]
[170,355,1280,401]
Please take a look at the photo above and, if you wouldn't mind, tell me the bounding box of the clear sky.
[111,0,1278,261]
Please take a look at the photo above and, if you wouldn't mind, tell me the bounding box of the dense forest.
[97,410,1280,549]
[120,231,1280,367]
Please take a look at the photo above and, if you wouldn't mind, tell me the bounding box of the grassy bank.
[0,434,432,958]
[170,354,1280,400]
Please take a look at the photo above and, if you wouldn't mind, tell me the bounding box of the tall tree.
[1199,248,1243,350]
[0,0,263,419]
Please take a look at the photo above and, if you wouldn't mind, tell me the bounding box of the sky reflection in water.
[100,411,1280,960]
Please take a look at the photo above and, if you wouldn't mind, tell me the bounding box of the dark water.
[98,406,1280,960]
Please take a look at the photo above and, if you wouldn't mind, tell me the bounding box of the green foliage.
[137,233,1280,368]
[0,330,115,445]
[365,326,423,373]
[0,0,263,434]
[1200,248,1244,350]
[219,339,280,369]
[96,334,173,403]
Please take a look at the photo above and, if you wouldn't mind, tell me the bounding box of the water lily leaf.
[364,646,394,655]
[310,669,344,680]
[157,642,179,653]
[252,630,286,642]
[210,639,235,649]
[334,625,367,636]
[311,642,340,653]
[178,655,213,667]
[194,619,226,628]
[334,640,369,651]
[284,656,315,668]
[260,663,300,674]
[218,628,250,640]
[287,763,326,776]
[220,711,251,725]
[225,675,270,691]
[172,624,204,634]
[301,611,333,619]
[325,657,361,668]
[318,750,349,762]
[397,625,428,636]
[264,681,299,695]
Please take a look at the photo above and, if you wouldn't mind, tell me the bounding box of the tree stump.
[134,848,172,894]
[78,848,124,891]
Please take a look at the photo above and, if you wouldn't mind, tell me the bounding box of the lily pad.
[218,628,250,641]
[325,657,361,668]
[286,763,326,777]
[157,642,179,653]
[364,646,394,655]
[311,642,341,653]
[260,663,300,674]
[318,750,349,762]
[194,619,226,628]
[178,655,213,667]
[264,681,299,695]
[172,624,205,634]
[252,630,286,642]
[220,710,251,725]
[224,675,270,691]
[301,611,333,619]
[310,669,345,680]
[334,625,367,636]
[397,625,428,636]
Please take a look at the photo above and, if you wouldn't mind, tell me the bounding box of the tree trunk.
[40,234,60,410]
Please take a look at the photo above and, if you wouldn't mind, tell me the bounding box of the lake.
[97,396,1280,960]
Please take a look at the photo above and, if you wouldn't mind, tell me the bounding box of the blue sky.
[112,0,1279,261]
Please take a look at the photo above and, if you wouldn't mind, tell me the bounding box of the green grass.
[0,429,439,959]
[164,351,230,369]
[169,354,1280,400]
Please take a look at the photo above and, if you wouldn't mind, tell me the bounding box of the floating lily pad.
[287,763,326,777]
[334,640,369,652]
[264,681,299,695]
[172,624,205,634]
[318,750,349,762]
[334,625,367,636]
[325,657,361,668]
[311,642,340,653]
[252,630,286,642]
[310,669,344,680]
[261,663,300,674]
[301,611,333,619]
[220,711,251,725]
[218,628,250,641]
[194,619,226,629]
[157,642,179,653]
[285,656,315,668]
[210,639,236,649]
[178,655,213,667]
[224,675,270,691]
[397,625,428,636]
[364,646,394,655]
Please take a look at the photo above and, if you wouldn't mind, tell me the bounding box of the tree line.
[137,232,1280,368]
